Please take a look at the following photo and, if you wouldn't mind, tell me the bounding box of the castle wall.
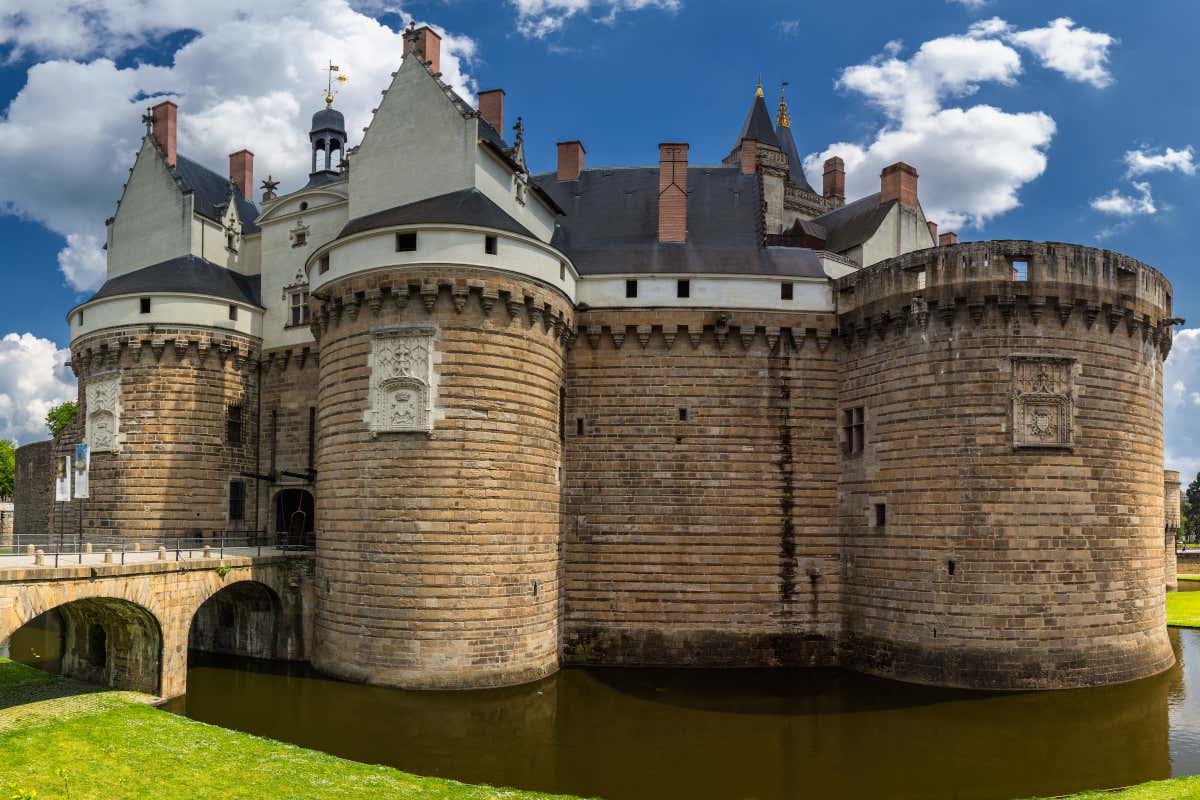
[835,241,1176,689]
[561,309,843,666]
[14,441,54,539]
[257,346,320,535]
[59,327,261,544]
[1166,470,1181,588]
[310,267,570,689]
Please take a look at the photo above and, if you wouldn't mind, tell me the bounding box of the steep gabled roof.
[811,192,894,253]
[176,156,261,234]
[338,188,536,239]
[84,255,262,308]
[736,91,781,148]
[775,123,816,194]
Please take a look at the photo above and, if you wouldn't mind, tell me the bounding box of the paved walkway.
[0,546,292,571]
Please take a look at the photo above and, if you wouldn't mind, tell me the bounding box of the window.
[77,311,84,326]
[560,262,566,281]
[678,408,689,422]
[229,480,246,522]
[1012,260,1029,282]
[576,417,585,436]
[299,201,308,211]
[875,503,887,528]
[229,305,238,321]
[227,404,243,446]
[625,279,638,298]
[559,387,566,443]
[781,282,794,301]
[677,279,690,298]
[226,232,237,252]
[293,231,307,248]
[140,297,151,314]
[485,235,498,255]
[395,232,417,252]
[917,269,927,291]
[843,406,865,456]
[948,559,956,576]
[289,291,310,327]
[318,255,329,275]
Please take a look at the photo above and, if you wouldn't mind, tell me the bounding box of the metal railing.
[0,530,314,568]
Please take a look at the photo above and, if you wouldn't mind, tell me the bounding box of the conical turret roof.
[735,84,780,148]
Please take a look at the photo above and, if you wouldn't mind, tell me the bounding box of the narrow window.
[678,407,689,422]
[227,404,244,446]
[781,282,794,301]
[1012,260,1028,282]
[318,255,329,275]
[289,291,310,327]
[874,503,887,528]
[843,406,865,456]
[226,232,237,252]
[576,417,585,436]
[948,559,957,576]
[140,297,151,314]
[677,279,690,298]
[395,232,418,252]
[559,387,566,444]
[308,406,317,469]
[560,262,566,281]
[229,480,246,522]
[625,279,638,298]
[77,311,84,326]
[229,304,238,321]
[293,231,307,248]
[485,235,498,255]
[916,269,927,291]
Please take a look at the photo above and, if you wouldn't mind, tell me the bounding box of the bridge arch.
[188,580,283,661]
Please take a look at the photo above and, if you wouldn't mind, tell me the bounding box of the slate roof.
[531,166,825,278]
[736,93,781,148]
[84,255,262,308]
[775,123,816,194]
[339,188,536,239]
[810,192,894,253]
[176,155,261,234]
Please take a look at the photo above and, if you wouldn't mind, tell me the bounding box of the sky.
[0,0,1196,477]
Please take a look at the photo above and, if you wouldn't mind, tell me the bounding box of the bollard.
[24,544,34,555]
[157,546,167,561]
[83,543,93,554]
[203,546,214,559]
[104,549,113,564]
[34,549,45,566]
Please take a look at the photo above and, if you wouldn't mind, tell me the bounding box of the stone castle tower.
[41,24,1181,691]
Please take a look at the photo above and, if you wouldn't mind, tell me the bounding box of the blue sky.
[0,0,1196,473]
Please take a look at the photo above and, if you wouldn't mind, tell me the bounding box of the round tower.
[834,240,1176,690]
[306,216,574,689]
[310,105,347,178]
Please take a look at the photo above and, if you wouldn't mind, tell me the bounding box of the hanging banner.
[73,443,90,499]
[55,455,71,502]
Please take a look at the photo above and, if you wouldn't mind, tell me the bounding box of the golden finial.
[777,81,791,128]
[755,80,764,98]
[325,62,348,108]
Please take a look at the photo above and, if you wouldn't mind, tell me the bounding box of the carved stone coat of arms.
[1010,355,1076,449]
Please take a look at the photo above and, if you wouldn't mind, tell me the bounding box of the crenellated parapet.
[69,327,261,380]
[573,309,836,354]
[834,240,1179,359]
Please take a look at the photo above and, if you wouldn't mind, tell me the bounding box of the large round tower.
[835,240,1176,689]
[306,216,574,689]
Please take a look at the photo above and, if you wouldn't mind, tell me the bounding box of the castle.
[21,25,1181,692]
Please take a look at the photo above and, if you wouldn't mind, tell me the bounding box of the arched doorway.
[2,598,162,694]
[189,581,282,661]
[273,488,314,547]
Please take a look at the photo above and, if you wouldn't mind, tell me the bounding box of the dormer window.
[226,232,238,253]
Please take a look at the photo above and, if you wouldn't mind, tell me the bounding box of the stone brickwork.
[14,441,53,539]
[258,346,321,534]
[1166,470,1182,588]
[562,309,842,667]
[833,241,1175,689]
[309,268,572,690]
[56,327,261,543]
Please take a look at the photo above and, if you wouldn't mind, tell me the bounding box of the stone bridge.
[0,550,314,698]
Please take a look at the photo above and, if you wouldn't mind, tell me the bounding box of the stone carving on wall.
[367,328,435,435]
[1010,355,1076,449]
[86,372,122,453]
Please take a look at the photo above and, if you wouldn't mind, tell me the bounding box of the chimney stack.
[478,89,505,134]
[927,220,938,243]
[229,150,254,200]
[880,162,919,208]
[823,156,845,201]
[557,141,585,181]
[151,101,177,168]
[410,25,442,75]
[739,138,757,175]
[939,232,958,247]
[658,143,688,243]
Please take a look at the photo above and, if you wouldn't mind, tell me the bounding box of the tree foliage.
[0,439,14,500]
[1186,473,1200,543]
[45,401,78,440]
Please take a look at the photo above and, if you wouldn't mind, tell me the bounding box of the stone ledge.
[0,552,312,584]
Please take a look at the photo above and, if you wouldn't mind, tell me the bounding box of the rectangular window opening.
[781,282,794,301]
[948,559,957,576]
[226,232,237,252]
[139,297,151,314]
[485,235,498,255]
[560,262,566,281]
[289,291,310,327]
[1012,260,1029,282]
[318,255,329,275]
[576,417,585,436]
[625,279,638,299]
[77,311,84,326]
[227,404,244,447]
[293,232,307,248]
[678,407,689,422]
[229,480,246,522]
[395,232,418,252]
[677,279,690,299]
[843,406,865,456]
[229,304,238,321]
[874,503,887,529]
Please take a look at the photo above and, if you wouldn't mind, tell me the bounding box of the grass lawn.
[0,658,583,800]
[1178,575,1200,581]
[1168,591,1200,627]
[1027,776,1200,798]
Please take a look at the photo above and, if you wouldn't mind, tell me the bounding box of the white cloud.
[0,0,478,292]
[1166,329,1200,481]
[948,0,989,9]
[1125,145,1196,177]
[509,0,679,38]
[1006,17,1115,88]
[0,333,75,445]
[1090,181,1156,216]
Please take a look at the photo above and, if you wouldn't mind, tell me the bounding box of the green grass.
[1168,591,1200,627]
[1178,574,1200,581]
[0,658,584,800]
[1026,776,1200,798]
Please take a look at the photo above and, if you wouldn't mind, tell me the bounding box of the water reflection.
[152,630,1200,800]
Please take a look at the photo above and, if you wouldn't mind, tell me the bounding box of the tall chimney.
[151,101,177,168]
[557,141,585,181]
[658,143,688,243]
[823,156,845,201]
[927,220,938,243]
[478,89,505,134]
[412,25,442,75]
[229,150,254,200]
[739,138,757,175]
[939,231,958,247]
[881,162,919,208]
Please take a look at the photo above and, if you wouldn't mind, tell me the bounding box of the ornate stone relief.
[86,372,122,453]
[366,327,436,435]
[1010,355,1076,449]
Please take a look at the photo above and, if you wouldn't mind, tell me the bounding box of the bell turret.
[310,104,347,177]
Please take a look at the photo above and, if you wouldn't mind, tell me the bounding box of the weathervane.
[141,107,154,134]
[777,81,791,128]
[325,61,348,107]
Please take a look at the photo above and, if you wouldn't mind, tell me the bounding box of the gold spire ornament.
[777,81,791,128]
[325,62,348,107]
[755,80,764,98]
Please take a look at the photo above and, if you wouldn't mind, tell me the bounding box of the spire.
[735,83,779,149]
[776,82,791,129]
[774,87,815,194]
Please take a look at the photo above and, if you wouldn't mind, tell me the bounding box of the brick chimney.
[939,231,958,247]
[229,150,253,200]
[557,141,585,181]
[658,143,688,243]
[927,220,938,242]
[411,25,442,75]
[823,156,845,201]
[739,138,757,175]
[881,162,919,208]
[478,89,504,134]
[151,101,177,168]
